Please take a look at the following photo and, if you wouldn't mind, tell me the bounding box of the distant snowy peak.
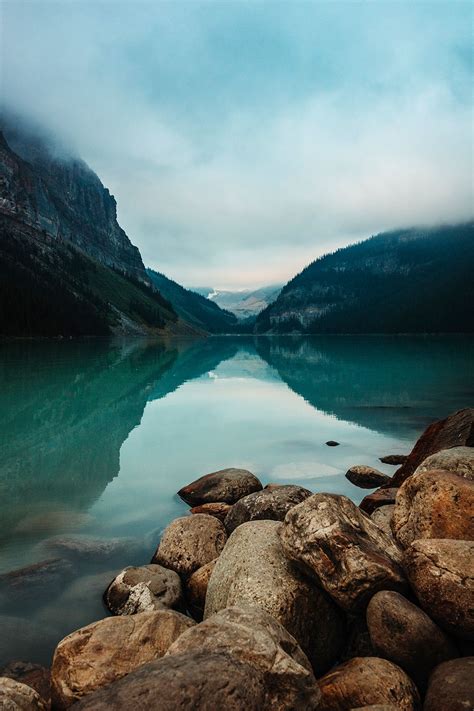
[188,284,283,320]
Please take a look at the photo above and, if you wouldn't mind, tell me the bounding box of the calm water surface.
[0,335,473,664]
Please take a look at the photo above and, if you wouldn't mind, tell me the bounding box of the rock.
[151,515,227,580]
[404,539,474,640]
[178,468,262,506]
[317,657,420,711]
[68,651,271,711]
[50,609,195,709]
[0,616,56,667]
[414,446,474,480]
[359,488,398,515]
[346,466,392,489]
[370,505,395,539]
[0,677,48,710]
[278,494,406,613]
[224,485,312,533]
[341,616,376,661]
[326,440,340,446]
[41,535,140,563]
[423,657,474,711]
[380,454,408,465]
[392,469,474,548]
[391,408,474,487]
[185,560,217,621]
[166,605,321,710]
[189,502,232,523]
[104,564,183,615]
[205,520,344,674]
[351,706,399,711]
[0,662,50,707]
[0,559,74,604]
[366,590,458,690]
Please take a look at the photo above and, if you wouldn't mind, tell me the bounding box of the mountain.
[190,284,283,320]
[147,269,238,333]
[255,223,474,334]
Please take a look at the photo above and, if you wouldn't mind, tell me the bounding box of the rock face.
[278,494,406,612]
[178,468,262,505]
[345,466,391,489]
[166,606,321,710]
[0,677,48,710]
[366,590,458,689]
[423,657,474,711]
[380,454,408,465]
[317,657,420,711]
[51,609,195,709]
[204,520,344,674]
[370,505,396,539]
[104,564,183,615]
[392,469,474,548]
[404,539,474,640]
[0,661,51,706]
[414,446,474,479]
[151,514,227,580]
[68,652,271,711]
[185,560,217,621]
[359,488,398,515]
[224,485,312,533]
[391,408,474,486]
[190,503,232,523]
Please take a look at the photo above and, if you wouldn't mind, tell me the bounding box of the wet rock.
[0,661,50,706]
[423,657,474,711]
[189,502,232,523]
[392,469,474,548]
[414,446,474,480]
[404,539,474,640]
[0,616,56,667]
[366,590,458,690]
[224,485,312,533]
[151,514,227,580]
[104,564,183,615]
[205,520,344,675]
[279,494,405,613]
[0,677,48,710]
[380,454,408,465]
[51,609,195,709]
[178,468,262,506]
[0,559,74,604]
[346,466,392,489]
[68,651,270,711]
[41,535,140,563]
[185,560,217,621]
[359,487,398,515]
[391,408,474,487]
[317,657,420,711]
[166,605,321,710]
[370,505,396,539]
[326,440,340,446]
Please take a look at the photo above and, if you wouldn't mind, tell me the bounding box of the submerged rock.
[326,440,340,446]
[104,564,183,615]
[0,676,48,710]
[0,661,50,707]
[189,502,232,523]
[224,485,312,533]
[424,657,474,711]
[41,535,140,563]
[178,468,262,506]
[0,558,74,604]
[185,560,217,621]
[345,466,392,489]
[0,616,56,667]
[414,446,474,479]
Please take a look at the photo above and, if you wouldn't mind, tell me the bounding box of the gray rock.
[345,466,392,489]
[204,520,344,675]
[370,505,396,539]
[278,494,406,612]
[104,564,183,615]
[178,468,262,506]
[224,485,312,533]
[414,446,474,480]
[424,657,474,711]
[0,677,48,710]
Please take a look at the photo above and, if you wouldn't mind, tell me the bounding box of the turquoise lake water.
[0,335,473,664]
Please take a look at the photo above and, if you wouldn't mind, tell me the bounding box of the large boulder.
[423,657,474,711]
[359,488,398,515]
[190,502,232,523]
[317,657,420,711]
[0,677,48,710]
[178,468,262,506]
[224,485,312,533]
[204,520,344,674]
[51,609,194,709]
[185,560,217,621]
[414,446,474,480]
[166,605,321,710]
[0,661,50,707]
[404,539,474,640]
[391,408,474,486]
[104,564,183,615]
[151,514,227,580]
[278,494,406,613]
[366,590,458,690]
[68,651,271,711]
[345,466,392,489]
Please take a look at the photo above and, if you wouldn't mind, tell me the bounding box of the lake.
[0,334,473,665]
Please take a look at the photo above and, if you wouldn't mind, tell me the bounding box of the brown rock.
[104,564,183,615]
[185,560,217,621]
[178,468,262,506]
[351,706,399,711]
[151,514,227,580]
[380,454,408,465]
[346,466,392,489]
[404,539,474,640]
[166,605,321,710]
[189,502,232,523]
[414,446,474,480]
[359,487,398,515]
[317,657,420,711]
[341,616,376,661]
[370,505,396,539]
[279,494,406,613]
[224,485,312,533]
[0,661,50,706]
[51,609,195,709]
[392,469,474,548]
[366,590,458,690]
[391,408,474,487]
[0,677,48,710]
[205,520,344,674]
[423,657,474,711]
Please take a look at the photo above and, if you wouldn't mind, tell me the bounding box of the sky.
[2,1,473,288]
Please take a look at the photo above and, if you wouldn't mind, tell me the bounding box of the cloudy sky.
[2,1,473,288]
